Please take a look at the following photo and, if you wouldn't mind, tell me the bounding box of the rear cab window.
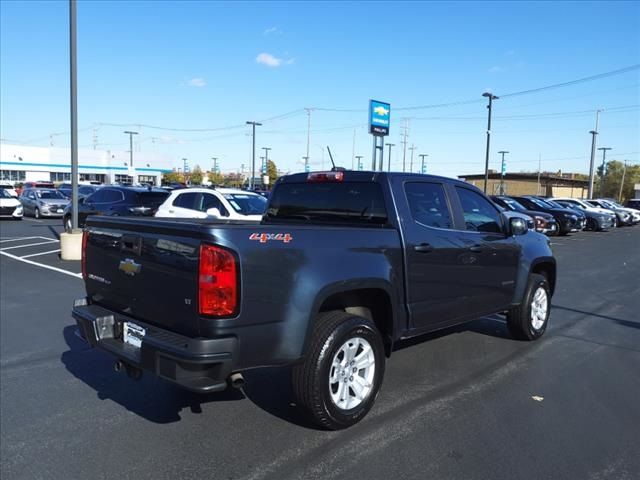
[136,191,169,207]
[266,182,387,225]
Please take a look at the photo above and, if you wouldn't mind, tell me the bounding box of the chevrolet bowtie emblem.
[118,258,141,276]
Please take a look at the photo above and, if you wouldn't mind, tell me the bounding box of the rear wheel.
[292,311,386,430]
[507,273,550,341]
[34,208,40,219]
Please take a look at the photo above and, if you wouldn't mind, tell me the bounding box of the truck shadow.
[60,325,244,424]
[60,315,512,429]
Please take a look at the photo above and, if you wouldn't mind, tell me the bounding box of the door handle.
[469,245,483,253]
[414,243,434,253]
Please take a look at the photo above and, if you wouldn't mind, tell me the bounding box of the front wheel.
[63,216,72,232]
[292,311,386,430]
[34,208,40,219]
[507,273,551,341]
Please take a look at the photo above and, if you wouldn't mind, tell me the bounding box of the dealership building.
[459,172,589,198]
[0,143,173,186]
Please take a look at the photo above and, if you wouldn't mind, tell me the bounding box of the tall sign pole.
[69,0,78,229]
[482,92,499,193]
[369,100,391,172]
[587,109,601,199]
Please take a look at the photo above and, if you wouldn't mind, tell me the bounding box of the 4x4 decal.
[249,233,293,243]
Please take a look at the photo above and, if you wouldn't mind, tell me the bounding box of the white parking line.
[0,236,43,243]
[0,250,82,279]
[22,218,43,223]
[20,249,61,259]
[0,240,59,251]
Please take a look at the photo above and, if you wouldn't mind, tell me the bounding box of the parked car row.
[56,185,268,231]
[490,194,640,236]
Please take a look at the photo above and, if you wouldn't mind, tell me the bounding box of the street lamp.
[246,121,262,189]
[419,154,428,174]
[124,131,139,168]
[482,92,499,193]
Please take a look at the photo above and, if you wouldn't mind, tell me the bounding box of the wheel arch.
[306,283,398,358]
[530,259,556,296]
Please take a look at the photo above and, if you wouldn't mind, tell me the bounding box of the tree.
[208,171,224,186]
[190,165,203,185]
[162,171,184,184]
[266,159,279,187]
[599,160,640,201]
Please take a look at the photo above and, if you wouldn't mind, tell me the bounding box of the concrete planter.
[60,230,83,261]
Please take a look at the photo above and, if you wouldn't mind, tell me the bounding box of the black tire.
[507,273,551,341]
[585,218,597,231]
[34,208,40,219]
[292,311,386,430]
[63,216,72,232]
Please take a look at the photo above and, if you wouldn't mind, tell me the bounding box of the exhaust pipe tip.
[229,372,245,389]
[114,360,124,372]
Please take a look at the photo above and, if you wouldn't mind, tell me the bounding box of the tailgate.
[84,219,204,336]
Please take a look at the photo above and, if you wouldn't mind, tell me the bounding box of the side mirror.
[206,207,221,218]
[509,217,528,236]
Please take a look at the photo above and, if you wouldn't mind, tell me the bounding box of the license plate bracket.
[123,322,146,349]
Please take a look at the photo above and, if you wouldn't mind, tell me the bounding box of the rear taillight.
[81,230,88,280]
[199,244,238,317]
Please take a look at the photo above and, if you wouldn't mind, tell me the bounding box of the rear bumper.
[72,299,237,393]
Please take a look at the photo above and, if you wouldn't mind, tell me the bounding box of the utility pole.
[419,154,428,174]
[618,160,627,202]
[400,119,409,172]
[246,121,262,190]
[386,143,395,171]
[69,0,78,230]
[498,150,509,195]
[587,109,602,199]
[302,156,310,172]
[409,144,416,173]
[355,155,364,171]
[305,108,313,166]
[92,125,98,150]
[482,92,499,193]
[597,147,612,197]
[124,130,139,167]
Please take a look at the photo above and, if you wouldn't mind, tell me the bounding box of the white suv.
[155,187,267,221]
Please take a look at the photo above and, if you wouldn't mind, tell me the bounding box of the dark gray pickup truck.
[73,171,556,429]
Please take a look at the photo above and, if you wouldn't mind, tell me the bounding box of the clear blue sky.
[1,0,639,178]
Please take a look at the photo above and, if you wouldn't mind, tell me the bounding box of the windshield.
[501,198,528,212]
[223,193,267,215]
[544,199,564,209]
[135,191,170,206]
[0,189,13,199]
[36,190,67,199]
[530,197,554,209]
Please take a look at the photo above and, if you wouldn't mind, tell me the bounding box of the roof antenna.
[327,146,345,171]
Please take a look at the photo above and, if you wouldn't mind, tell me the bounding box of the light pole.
[355,155,364,171]
[597,147,612,197]
[587,109,601,199]
[302,156,310,172]
[124,131,138,168]
[419,154,428,174]
[409,144,416,173]
[69,0,78,230]
[246,121,262,190]
[482,92,499,193]
[262,147,271,179]
[498,150,509,195]
[386,143,395,171]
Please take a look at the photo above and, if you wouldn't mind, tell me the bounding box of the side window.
[102,190,124,203]
[173,192,198,210]
[88,190,106,203]
[455,187,503,234]
[202,193,228,216]
[79,186,93,195]
[404,182,452,229]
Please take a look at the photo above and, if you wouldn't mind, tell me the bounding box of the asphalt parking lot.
[1,217,639,480]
